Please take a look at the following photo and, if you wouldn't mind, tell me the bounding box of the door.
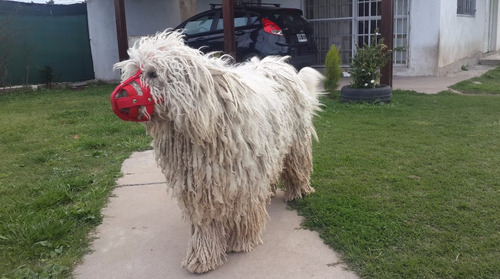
[487,0,498,52]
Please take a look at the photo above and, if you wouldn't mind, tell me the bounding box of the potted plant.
[341,32,393,103]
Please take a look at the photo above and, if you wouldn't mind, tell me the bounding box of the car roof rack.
[241,2,281,7]
[210,2,281,10]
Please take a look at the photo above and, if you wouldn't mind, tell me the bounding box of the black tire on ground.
[340,85,392,103]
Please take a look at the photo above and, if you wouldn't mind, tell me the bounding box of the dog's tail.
[298,67,325,99]
[298,67,324,113]
[297,67,324,141]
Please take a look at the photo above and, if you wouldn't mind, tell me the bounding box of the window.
[305,0,353,65]
[184,14,215,35]
[356,0,381,49]
[268,12,309,28]
[249,12,260,25]
[393,0,409,65]
[305,0,410,66]
[457,0,476,16]
[216,12,248,30]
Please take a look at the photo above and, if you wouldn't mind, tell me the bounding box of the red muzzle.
[110,70,155,122]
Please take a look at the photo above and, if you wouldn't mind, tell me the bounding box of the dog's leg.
[282,136,315,201]
[226,202,267,253]
[182,221,227,273]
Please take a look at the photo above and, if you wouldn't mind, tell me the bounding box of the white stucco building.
[87,0,500,80]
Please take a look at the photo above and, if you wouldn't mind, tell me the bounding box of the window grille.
[306,0,410,66]
[393,0,409,65]
[457,0,476,16]
[306,0,353,65]
[356,0,381,48]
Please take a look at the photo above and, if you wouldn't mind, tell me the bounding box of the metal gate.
[306,0,409,66]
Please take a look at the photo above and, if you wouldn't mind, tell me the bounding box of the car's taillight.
[262,18,283,36]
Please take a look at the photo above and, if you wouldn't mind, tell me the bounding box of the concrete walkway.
[338,64,496,94]
[74,64,496,279]
[74,150,359,279]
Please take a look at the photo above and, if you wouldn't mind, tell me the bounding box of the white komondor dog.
[111,30,323,273]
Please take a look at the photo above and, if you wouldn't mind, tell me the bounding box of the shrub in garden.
[350,33,392,89]
[324,44,342,93]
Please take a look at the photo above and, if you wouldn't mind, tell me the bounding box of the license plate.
[296,33,308,42]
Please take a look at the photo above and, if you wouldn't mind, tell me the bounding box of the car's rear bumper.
[288,54,317,69]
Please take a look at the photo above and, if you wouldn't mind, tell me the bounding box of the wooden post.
[222,0,236,57]
[380,0,393,87]
[114,0,129,61]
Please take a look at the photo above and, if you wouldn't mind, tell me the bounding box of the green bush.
[324,44,342,93]
[350,34,392,89]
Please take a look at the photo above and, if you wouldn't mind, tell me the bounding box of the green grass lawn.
[0,84,152,278]
[450,65,500,94]
[291,90,500,278]
[0,68,499,278]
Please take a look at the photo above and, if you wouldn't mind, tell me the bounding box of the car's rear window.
[267,11,308,28]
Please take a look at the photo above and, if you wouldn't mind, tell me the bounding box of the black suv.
[175,3,317,69]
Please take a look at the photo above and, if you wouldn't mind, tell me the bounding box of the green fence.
[0,1,94,86]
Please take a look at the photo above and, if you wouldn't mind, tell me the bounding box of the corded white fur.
[114,30,324,273]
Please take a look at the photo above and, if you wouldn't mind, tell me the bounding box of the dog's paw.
[226,241,255,253]
[182,250,226,273]
[183,257,216,274]
[284,186,315,201]
[183,259,214,274]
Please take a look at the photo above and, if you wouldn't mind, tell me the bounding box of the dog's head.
[112,30,230,142]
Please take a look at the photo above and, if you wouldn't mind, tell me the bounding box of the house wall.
[278,0,303,9]
[87,0,180,81]
[437,0,487,75]
[196,0,211,13]
[396,0,441,76]
[496,1,500,51]
[398,0,494,76]
[484,0,497,52]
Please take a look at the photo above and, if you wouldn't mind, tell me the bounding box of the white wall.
[437,0,486,73]
[124,0,180,35]
[87,0,181,81]
[87,0,120,81]
[398,0,494,76]
[495,0,500,51]
[396,0,441,76]
[278,0,302,9]
[196,0,214,13]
